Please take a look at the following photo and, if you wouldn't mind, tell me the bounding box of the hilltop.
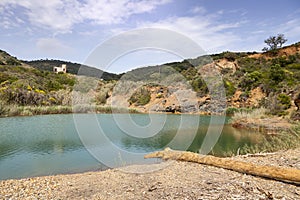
[25,59,121,81]
[0,42,300,119]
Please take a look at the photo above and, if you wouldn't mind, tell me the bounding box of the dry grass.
[238,123,300,155]
[0,104,139,117]
[231,107,267,121]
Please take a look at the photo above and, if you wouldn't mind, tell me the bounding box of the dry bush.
[231,107,267,121]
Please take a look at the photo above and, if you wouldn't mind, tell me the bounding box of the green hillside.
[0,51,75,107]
[0,42,300,118]
[105,42,300,117]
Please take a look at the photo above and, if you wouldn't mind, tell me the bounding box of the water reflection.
[0,114,263,180]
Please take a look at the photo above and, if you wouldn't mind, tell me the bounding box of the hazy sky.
[0,0,299,73]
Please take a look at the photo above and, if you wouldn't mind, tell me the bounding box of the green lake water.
[0,114,263,180]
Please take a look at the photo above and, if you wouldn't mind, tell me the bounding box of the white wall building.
[53,64,67,73]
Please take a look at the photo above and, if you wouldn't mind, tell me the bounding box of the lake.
[0,114,263,180]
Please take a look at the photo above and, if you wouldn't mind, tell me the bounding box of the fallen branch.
[257,187,274,200]
[144,148,300,185]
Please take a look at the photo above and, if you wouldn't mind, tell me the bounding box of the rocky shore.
[0,148,299,199]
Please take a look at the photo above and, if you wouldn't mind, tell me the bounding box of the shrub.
[231,107,267,121]
[95,91,108,105]
[262,94,291,116]
[239,125,300,155]
[225,107,238,115]
[7,105,20,116]
[191,78,208,97]
[129,87,151,106]
[239,71,262,91]
[0,100,8,116]
[46,80,65,91]
[223,51,238,61]
[56,74,76,87]
[277,93,291,109]
[224,79,236,97]
[6,57,21,66]
[0,73,18,83]
[287,63,300,70]
[1,88,56,106]
[269,64,285,84]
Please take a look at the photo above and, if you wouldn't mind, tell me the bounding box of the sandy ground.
[0,148,299,200]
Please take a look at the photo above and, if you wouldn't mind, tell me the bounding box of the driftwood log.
[144,148,300,185]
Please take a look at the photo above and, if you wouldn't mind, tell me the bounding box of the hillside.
[1,43,300,119]
[108,42,300,118]
[25,59,121,81]
[0,50,76,109]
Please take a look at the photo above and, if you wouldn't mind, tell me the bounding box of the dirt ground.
[0,148,299,200]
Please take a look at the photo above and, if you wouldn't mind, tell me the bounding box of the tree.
[262,34,287,51]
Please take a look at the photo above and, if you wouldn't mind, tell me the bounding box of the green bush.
[181,67,197,80]
[269,64,285,84]
[287,63,300,70]
[225,107,239,115]
[0,73,18,83]
[191,78,208,96]
[239,71,263,91]
[6,57,21,66]
[224,79,236,97]
[129,87,151,106]
[263,93,291,116]
[277,93,291,109]
[237,57,264,73]
[223,51,238,61]
[11,66,27,73]
[46,80,65,91]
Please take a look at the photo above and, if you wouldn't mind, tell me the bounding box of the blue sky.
[0,0,299,73]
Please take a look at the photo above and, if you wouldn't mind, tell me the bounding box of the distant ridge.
[25,59,122,81]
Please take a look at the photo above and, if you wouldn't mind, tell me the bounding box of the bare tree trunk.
[145,148,300,185]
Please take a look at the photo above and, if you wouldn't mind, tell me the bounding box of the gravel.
[0,148,299,200]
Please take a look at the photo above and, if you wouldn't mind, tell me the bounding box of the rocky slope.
[1,42,300,118]
[112,43,300,117]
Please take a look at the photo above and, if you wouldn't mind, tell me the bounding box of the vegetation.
[0,104,139,117]
[238,124,300,155]
[1,40,300,118]
[25,59,121,81]
[0,64,76,107]
[128,87,151,106]
[231,107,267,122]
[262,34,287,52]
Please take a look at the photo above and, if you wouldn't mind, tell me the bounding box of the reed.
[231,107,267,121]
[0,104,139,117]
[230,123,300,156]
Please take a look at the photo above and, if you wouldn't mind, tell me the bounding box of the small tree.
[262,34,287,51]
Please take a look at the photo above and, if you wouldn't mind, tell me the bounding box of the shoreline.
[0,105,141,118]
[231,117,293,133]
[1,106,296,135]
[1,148,299,199]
